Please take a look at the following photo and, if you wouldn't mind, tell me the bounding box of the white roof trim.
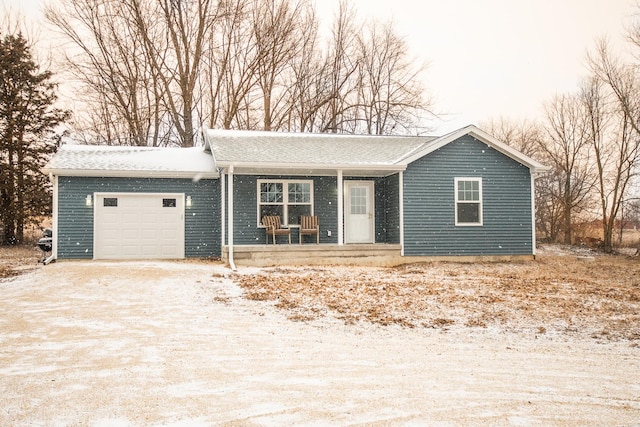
[215,161,406,172]
[44,168,219,179]
[401,125,550,173]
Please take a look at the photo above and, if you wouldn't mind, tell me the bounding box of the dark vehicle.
[37,228,53,263]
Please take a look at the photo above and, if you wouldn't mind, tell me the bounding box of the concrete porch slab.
[222,244,403,267]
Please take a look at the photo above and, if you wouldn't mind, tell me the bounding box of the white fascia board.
[400,125,550,173]
[43,169,220,179]
[215,161,406,173]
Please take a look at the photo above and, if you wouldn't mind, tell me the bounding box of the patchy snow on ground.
[0,260,639,426]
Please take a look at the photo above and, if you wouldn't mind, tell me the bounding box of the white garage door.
[94,193,185,260]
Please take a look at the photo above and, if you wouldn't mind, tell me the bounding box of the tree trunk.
[1,188,16,245]
[563,181,572,244]
[602,217,614,253]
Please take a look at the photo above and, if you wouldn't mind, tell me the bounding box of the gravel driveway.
[1,261,639,426]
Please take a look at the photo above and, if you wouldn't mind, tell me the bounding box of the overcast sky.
[316,0,638,133]
[4,0,638,134]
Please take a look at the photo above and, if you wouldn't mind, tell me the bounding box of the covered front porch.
[222,243,403,267]
[220,163,407,268]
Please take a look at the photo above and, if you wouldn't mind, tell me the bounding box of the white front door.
[344,181,374,244]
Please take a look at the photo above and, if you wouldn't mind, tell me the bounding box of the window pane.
[162,198,176,207]
[103,197,118,207]
[458,203,480,223]
[288,182,310,203]
[350,187,367,214]
[260,205,283,222]
[260,182,283,203]
[458,180,479,201]
[288,205,312,225]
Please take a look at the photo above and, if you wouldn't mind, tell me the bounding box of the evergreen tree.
[0,32,69,245]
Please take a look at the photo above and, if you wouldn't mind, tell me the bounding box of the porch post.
[220,171,225,248]
[227,165,236,270]
[337,169,344,245]
[399,171,404,256]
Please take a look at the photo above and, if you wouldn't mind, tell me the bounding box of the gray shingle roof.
[43,145,217,178]
[205,129,437,166]
[43,126,548,178]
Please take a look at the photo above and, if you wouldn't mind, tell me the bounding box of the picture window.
[258,180,313,225]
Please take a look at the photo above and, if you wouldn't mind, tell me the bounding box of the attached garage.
[94,193,185,260]
[43,145,221,262]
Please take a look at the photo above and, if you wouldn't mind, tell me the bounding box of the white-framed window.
[455,177,483,226]
[257,179,313,226]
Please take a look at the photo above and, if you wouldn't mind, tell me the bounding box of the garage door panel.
[94,193,185,260]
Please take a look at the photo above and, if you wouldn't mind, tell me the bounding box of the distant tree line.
[484,20,640,253]
[46,0,434,147]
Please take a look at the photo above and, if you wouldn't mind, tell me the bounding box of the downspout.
[220,170,226,257]
[337,170,344,245]
[531,171,537,258]
[227,165,237,270]
[44,173,57,265]
[399,171,405,256]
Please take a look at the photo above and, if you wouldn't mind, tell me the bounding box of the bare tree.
[249,0,309,131]
[317,0,360,133]
[581,71,640,252]
[48,0,435,139]
[482,117,544,158]
[355,21,432,135]
[128,0,217,146]
[540,93,595,244]
[46,0,167,146]
[278,4,324,132]
[205,0,260,129]
[49,0,218,146]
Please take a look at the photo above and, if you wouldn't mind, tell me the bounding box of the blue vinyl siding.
[229,175,338,245]
[57,176,220,259]
[228,174,401,245]
[403,135,533,256]
[378,174,401,244]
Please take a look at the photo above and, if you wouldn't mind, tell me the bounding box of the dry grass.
[0,218,51,278]
[235,249,640,343]
[3,241,639,343]
[0,245,43,279]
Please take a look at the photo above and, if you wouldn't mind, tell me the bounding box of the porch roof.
[204,128,437,176]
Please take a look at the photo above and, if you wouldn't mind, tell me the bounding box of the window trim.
[454,177,483,226]
[257,179,314,227]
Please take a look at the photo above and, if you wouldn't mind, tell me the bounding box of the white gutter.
[42,169,219,179]
[399,171,405,256]
[337,170,344,245]
[227,165,237,271]
[44,173,57,265]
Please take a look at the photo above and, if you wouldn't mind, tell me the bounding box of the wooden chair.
[262,215,291,244]
[299,215,319,244]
